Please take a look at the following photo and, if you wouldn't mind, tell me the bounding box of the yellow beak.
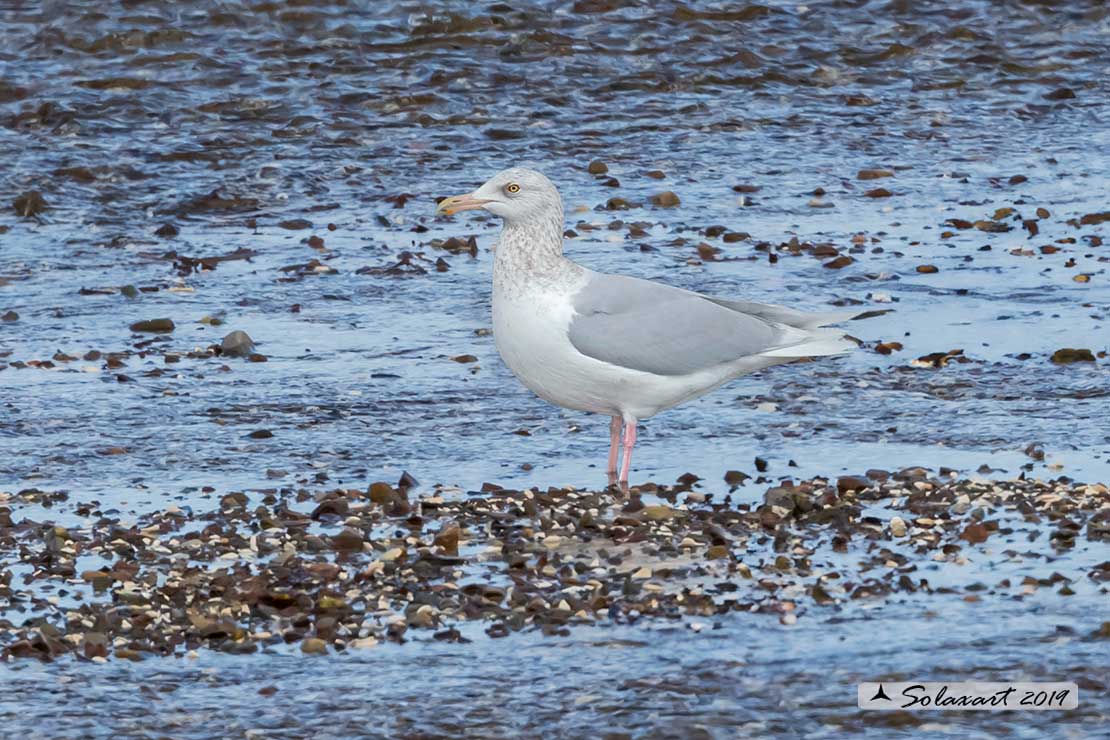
[435,193,491,216]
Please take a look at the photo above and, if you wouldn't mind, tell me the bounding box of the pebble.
[1051,348,1095,364]
[381,547,405,561]
[824,256,853,269]
[642,505,678,521]
[13,190,47,217]
[1,473,1103,665]
[837,476,870,494]
[221,330,256,358]
[129,318,175,333]
[649,191,680,207]
[707,545,729,560]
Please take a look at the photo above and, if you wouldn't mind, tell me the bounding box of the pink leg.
[606,416,621,475]
[618,418,637,484]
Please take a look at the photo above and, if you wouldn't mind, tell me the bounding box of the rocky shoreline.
[3,471,1107,663]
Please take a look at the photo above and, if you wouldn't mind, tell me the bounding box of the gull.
[436,167,870,486]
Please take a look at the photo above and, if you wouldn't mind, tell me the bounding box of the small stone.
[890,517,908,537]
[129,318,175,333]
[724,470,750,486]
[408,603,437,630]
[650,191,680,207]
[587,160,608,175]
[1051,348,1095,364]
[1,310,17,322]
[13,191,47,217]
[1043,87,1076,101]
[837,476,870,494]
[433,522,460,555]
[961,523,989,544]
[763,487,795,512]
[858,169,894,180]
[368,482,395,504]
[332,528,365,552]
[631,566,652,579]
[221,330,256,357]
[707,545,729,560]
[301,637,328,654]
[642,505,678,521]
[114,647,144,662]
[316,596,347,610]
[916,264,939,274]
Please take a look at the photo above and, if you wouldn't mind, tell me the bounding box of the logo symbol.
[870,684,892,702]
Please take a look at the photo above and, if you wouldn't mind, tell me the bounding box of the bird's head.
[436,167,562,226]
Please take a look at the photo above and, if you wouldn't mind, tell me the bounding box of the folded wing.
[568,273,854,376]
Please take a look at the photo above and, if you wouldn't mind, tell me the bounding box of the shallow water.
[2,0,1109,736]
[3,599,1107,739]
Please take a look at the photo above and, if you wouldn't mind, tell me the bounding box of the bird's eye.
[505,183,520,194]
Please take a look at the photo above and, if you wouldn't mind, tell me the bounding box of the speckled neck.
[492,207,582,296]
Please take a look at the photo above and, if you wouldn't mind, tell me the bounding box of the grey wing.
[568,273,796,376]
[704,297,861,329]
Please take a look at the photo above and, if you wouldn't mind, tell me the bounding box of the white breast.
[492,274,621,415]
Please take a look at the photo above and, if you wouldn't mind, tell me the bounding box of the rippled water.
[2,1,1109,736]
